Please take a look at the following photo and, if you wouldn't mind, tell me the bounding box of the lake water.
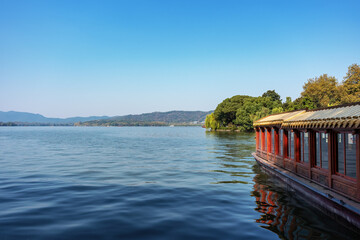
[0,127,358,239]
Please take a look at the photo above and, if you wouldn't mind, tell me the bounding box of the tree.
[301,74,340,108]
[341,64,360,103]
[262,90,281,102]
[212,92,283,131]
[233,97,262,131]
[282,97,294,111]
[205,113,220,130]
[234,108,252,131]
[213,95,252,126]
[293,96,317,110]
[233,96,276,131]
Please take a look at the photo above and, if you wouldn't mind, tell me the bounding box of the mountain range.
[0,111,108,124]
[0,110,212,125]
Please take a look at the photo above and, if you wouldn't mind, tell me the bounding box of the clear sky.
[1,0,359,118]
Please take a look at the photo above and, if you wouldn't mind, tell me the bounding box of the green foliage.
[282,97,294,111]
[283,64,360,112]
[294,96,317,110]
[213,95,252,126]
[271,107,283,114]
[341,63,360,103]
[205,113,220,130]
[234,108,252,132]
[211,91,282,132]
[301,74,340,108]
[262,90,281,102]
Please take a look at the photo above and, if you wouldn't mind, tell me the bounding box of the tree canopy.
[301,74,340,109]
[341,64,360,103]
[262,90,281,102]
[205,113,220,130]
[213,95,252,126]
[205,63,360,132]
[209,93,282,132]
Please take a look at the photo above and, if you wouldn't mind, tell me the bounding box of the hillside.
[113,111,210,123]
[0,111,109,124]
[78,111,213,126]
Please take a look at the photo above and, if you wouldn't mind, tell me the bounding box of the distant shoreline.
[0,123,203,127]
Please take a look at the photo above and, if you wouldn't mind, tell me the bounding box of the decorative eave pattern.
[253,120,283,127]
[253,103,360,130]
[282,117,360,129]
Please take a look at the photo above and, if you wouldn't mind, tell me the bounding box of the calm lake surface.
[0,127,359,239]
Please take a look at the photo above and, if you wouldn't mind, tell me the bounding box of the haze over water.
[0,127,358,239]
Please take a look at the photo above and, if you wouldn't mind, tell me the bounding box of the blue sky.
[1,0,359,117]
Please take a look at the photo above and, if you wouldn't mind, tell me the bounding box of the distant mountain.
[0,111,109,124]
[0,110,213,126]
[79,110,213,126]
[112,111,211,123]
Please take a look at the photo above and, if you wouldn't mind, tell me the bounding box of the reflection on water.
[206,131,255,186]
[207,131,360,240]
[252,167,327,240]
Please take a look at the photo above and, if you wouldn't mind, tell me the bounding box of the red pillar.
[267,127,271,161]
[283,130,288,159]
[256,128,259,150]
[294,130,300,162]
[294,130,300,173]
[274,128,279,156]
[267,127,271,151]
[283,130,288,168]
[261,128,265,152]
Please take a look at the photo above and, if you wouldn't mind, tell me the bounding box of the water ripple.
[0,127,358,239]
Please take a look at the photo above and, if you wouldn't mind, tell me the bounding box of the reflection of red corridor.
[253,183,322,239]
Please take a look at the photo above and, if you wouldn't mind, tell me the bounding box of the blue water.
[0,127,358,239]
